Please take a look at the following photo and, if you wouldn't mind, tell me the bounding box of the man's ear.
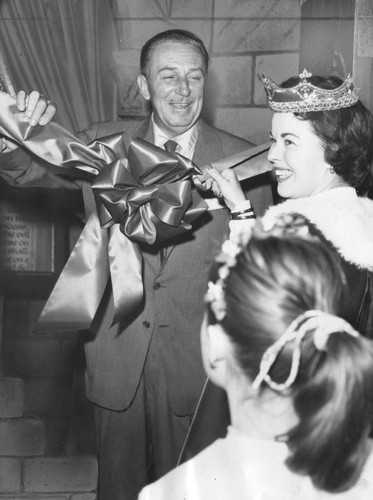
[205,323,232,388]
[137,75,151,101]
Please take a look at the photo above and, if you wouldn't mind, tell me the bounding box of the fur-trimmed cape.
[263,187,373,271]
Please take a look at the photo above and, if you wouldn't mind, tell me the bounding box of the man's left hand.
[16,90,56,126]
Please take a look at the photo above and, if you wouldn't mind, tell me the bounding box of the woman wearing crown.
[213,69,373,334]
[179,70,373,465]
[139,213,373,499]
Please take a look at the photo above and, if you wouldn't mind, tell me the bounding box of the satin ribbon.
[0,91,207,331]
[0,90,272,332]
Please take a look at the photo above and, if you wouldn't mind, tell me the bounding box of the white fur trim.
[264,188,373,271]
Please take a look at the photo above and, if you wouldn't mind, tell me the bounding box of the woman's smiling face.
[268,112,335,199]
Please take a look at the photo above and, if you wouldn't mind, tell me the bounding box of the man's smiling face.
[137,41,207,137]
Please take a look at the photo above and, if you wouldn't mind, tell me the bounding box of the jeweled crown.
[259,69,359,113]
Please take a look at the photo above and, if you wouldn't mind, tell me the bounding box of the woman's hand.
[206,166,246,211]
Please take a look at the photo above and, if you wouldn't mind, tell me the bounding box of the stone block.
[0,418,45,456]
[172,0,213,17]
[44,418,72,456]
[214,107,272,146]
[71,494,97,500]
[0,378,25,418]
[0,496,68,499]
[112,0,164,18]
[357,18,373,57]
[215,0,300,18]
[112,49,148,117]
[213,20,300,53]
[116,19,212,51]
[24,455,98,493]
[0,458,21,492]
[254,53,299,105]
[209,55,252,105]
[358,0,373,15]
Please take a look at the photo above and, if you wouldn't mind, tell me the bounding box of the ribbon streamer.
[0,91,208,332]
[0,91,271,332]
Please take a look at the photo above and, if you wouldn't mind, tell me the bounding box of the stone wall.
[0,374,97,498]
[354,0,373,110]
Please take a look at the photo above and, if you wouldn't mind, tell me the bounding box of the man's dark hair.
[140,29,209,77]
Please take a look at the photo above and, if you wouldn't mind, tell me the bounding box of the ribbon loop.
[0,90,272,332]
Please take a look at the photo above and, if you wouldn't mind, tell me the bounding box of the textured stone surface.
[71,494,97,500]
[172,0,213,17]
[214,107,272,146]
[24,455,97,493]
[212,20,300,53]
[0,418,45,456]
[357,18,373,57]
[360,0,373,15]
[112,0,165,18]
[209,55,252,105]
[0,378,25,418]
[215,0,301,18]
[0,496,69,499]
[116,19,212,50]
[114,0,214,18]
[254,53,300,105]
[0,458,21,493]
[113,49,148,117]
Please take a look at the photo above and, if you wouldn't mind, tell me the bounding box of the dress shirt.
[151,115,224,210]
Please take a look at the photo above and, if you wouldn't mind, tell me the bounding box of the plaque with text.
[0,188,69,298]
[0,200,54,273]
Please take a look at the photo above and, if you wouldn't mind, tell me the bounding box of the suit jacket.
[0,117,274,413]
[82,118,273,413]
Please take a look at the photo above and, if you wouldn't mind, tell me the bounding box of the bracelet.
[231,207,256,220]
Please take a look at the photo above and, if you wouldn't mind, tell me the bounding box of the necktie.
[159,140,179,265]
[163,139,179,153]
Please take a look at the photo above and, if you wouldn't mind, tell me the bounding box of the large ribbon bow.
[0,91,271,332]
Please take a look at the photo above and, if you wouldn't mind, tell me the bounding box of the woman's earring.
[208,357,218,371]
[329,166,335,174]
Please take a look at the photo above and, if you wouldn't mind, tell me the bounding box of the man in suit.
[0,29,273,499]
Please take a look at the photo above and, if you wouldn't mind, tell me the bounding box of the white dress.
[138,426,373,500]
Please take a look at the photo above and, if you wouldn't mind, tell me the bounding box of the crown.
[258,69,359,113]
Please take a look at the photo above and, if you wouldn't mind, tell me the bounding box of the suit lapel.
[193,121,224,168]
[133,117,153,142]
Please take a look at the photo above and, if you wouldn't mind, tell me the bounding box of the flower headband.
[205,239,241,321]
[252,310,359,392]
[205,213,315,321]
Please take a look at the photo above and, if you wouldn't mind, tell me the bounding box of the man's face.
[137,41,207,136]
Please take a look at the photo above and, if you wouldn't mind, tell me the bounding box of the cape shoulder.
[264,189,373,271]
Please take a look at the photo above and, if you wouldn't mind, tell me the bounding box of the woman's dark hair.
[207,214,373,492]
[280,75,373,195]
[140,29,209,78]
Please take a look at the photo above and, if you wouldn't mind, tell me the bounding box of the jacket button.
[142,321,150,328]
[153,282,161,290]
